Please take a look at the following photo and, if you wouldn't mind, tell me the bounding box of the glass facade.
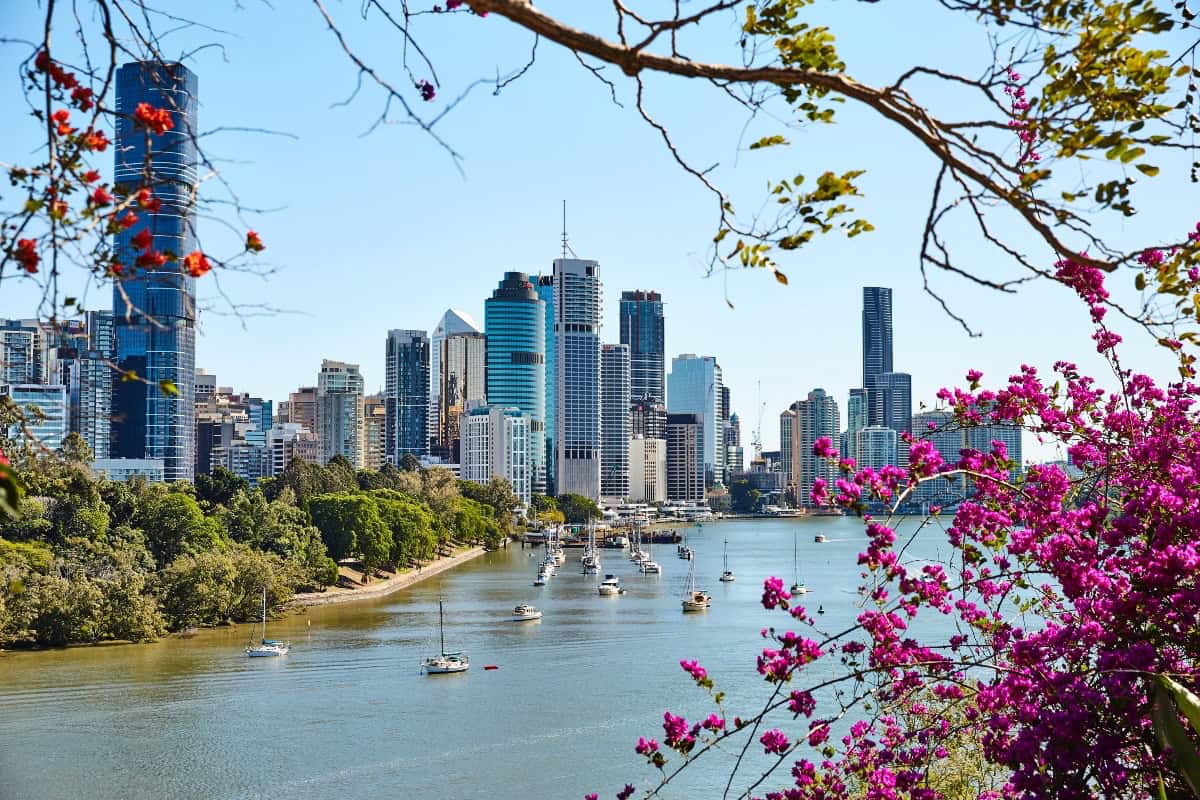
[667,354,724,485]
[438,332,487,462]
[485,272,546,493]
[862,286,893,395]
[619,290,665,405]
[3,384,68,452]
[111,61,200,482]
[317,360,365,466]
[384,330,429,459]
[429,309,481,454]
[793,388,841,507]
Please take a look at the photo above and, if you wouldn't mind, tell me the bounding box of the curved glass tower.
[485,272,546,494]
[111,61,199,481]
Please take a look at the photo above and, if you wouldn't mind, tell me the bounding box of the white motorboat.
[510,603,543,622]
[423,599,469,674]
[246,587,290,657]
[719,538,735,582]
[681,559,710,612]
[611,535,629,548]
[598,574,625,596]
[640,560,661,574]
[678,546,694,560]
[814,534,829,543]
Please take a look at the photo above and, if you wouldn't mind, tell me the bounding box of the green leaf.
[1159,772,1170,800]
[158,379,180,397]
[1160,676,1200,736]
[749,135,790,150]
[1137,163,1161,176]
[1152,681,1200,796]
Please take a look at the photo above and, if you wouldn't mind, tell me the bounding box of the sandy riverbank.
[292,545,491,608]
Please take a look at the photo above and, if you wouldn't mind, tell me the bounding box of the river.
[0,516,961,800]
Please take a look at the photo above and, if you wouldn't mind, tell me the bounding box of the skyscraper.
[362,394,387,470]
[317,359,364,466]
[537,274,556,494]
[912,409,964,507]
[858,426,899,472]
[791,389,841,508]
[862,286,894,392]
[384,329,430,461]
[111,61,199,481]
[46,310,113,459]
[779,403,798,488]
[460,404,533,505]
[429,309,482,453]
[666,412,705,502]
[870,371,913,450]
[600,343,631,499]
[845,388,868,465]
[0,320,47,384]
[631,394,667,440]
[667,354,724,486]
[553,258,602,500]
[485,272,546,493]
[619,290,665,404]
[437,331,486,462]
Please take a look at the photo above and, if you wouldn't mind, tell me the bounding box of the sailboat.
[790,530,809,594]
[719,538,735,582]
[246,587,290,657]
[681,557,711,612]
[423,599,469,674]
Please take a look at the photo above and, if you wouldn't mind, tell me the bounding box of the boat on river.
[598,574,625,596]
[681,559,711,612]
[719,538,735,583]
[246,587,290,657]
[790,530,809,595]
[423,599,469,674]
[510,604,543,622]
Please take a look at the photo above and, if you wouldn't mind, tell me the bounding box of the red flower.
[135,187,161,212]
[135,249,168,269]
[80,129,109,152]
[245,230,265,252]
[82,170,101,184]
[108,260,125,277]
[71,86,94,111]
[91,185,113,206]
[34,50,51,73]
[52,108,73,136]
[14,238,39,273]
[131,228,153,251]
[182,250,211,278]
[132,102,174,135]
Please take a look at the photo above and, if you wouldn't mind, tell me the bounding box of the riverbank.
[292,545,491,607]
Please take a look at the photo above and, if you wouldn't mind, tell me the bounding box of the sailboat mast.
[261,586,267,641]
[439,599,446,655]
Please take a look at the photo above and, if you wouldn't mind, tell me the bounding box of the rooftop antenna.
[560,199,577,259]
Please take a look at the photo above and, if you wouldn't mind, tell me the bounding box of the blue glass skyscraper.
[619,290,665,405]
[862,287,893,391]
[385,329,430,459]
[111,61,199,481]
[485,272,546,493]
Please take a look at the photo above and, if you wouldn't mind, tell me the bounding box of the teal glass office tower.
[485,272,547,494]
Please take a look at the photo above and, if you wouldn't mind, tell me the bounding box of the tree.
[132,489,223,567]
[399,453,422,472]
[728,479,761,513]
[306,492,391,579]
[459,477,519,534]
[558,493,601,524]
[194,467,249,510]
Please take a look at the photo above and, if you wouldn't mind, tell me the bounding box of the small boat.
[678,546,694,560]
[814,534,828,543]
[511,603,543,622]
[641,560,662,574]
[484,664,499,670]
[719,538,735,582]
[598,574,625,596]
[246,587,290,657]
[681,559,711,612]
[423,599,469,674]
[790,530,809,595]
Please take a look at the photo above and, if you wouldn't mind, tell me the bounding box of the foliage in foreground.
[0,453,518,647]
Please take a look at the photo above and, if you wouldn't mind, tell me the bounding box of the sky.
[1,2,1196,459]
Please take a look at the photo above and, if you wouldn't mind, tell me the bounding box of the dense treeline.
[0,438,519,648]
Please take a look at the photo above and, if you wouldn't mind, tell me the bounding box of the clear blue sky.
[2,2,1193,458]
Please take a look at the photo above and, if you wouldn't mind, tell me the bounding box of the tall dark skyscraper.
[485,272,546,493]
[861,287,894,390]
[619,290,665,405]
[111,61,199,481]
[385,330,430,460]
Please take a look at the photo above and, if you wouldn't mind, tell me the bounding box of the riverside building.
[384,329,430,461]
[553,258,603,500]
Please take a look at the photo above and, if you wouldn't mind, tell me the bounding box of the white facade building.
[629,435,667,503]
[554,258,603,500]
[460,404,533,505]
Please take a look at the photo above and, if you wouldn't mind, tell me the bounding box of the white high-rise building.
[554,258,603,500]
[629,435,667,503]
[858,426,898,472]
[667,354,724,485]
[317,359,365,467]
[1,384,67,451]
[460,404,532,505]
[600,344,631,500]
[790,388,841,508]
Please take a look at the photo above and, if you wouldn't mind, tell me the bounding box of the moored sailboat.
[681,558,711,612]
[719,538,735,582]
[423,599,469,674]
[246,586,290,657]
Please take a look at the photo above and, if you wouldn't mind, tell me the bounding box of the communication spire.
[560,199,576,258]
